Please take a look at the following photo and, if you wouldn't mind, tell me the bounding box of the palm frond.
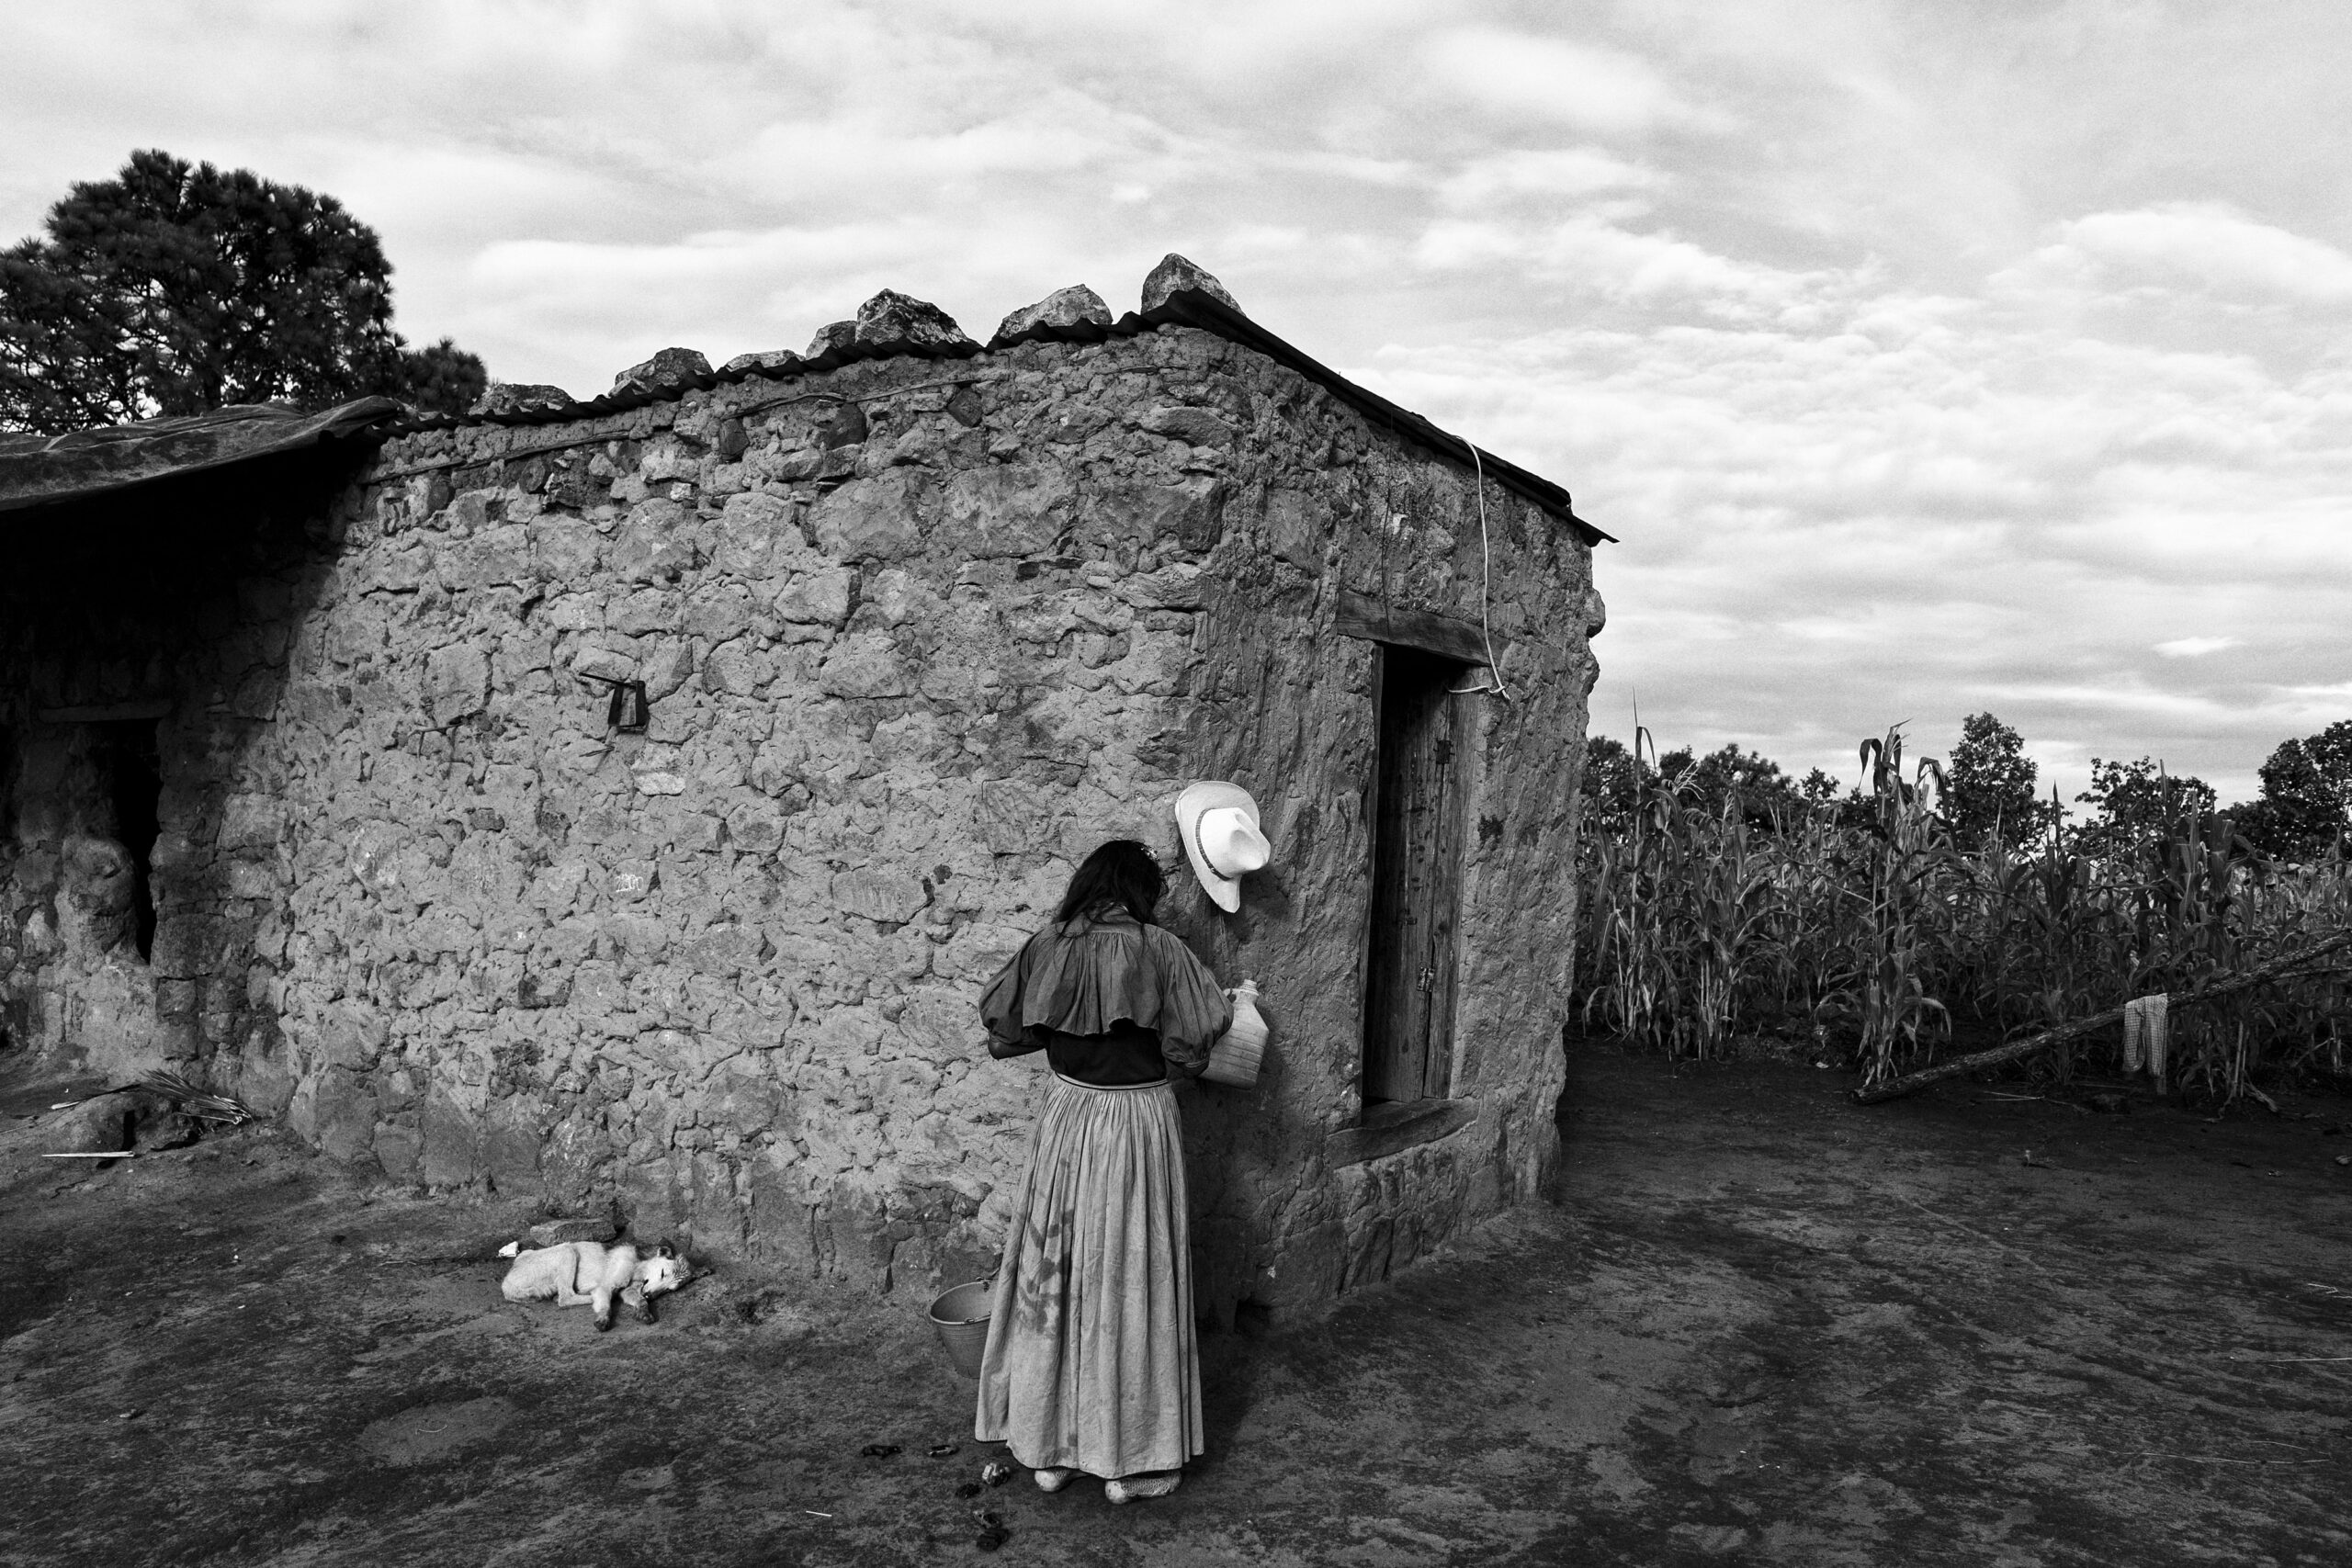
[139,1070,257,1125]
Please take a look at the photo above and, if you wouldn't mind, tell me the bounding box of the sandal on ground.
[1034,1467,1077,1493]
[1105,1471,1182,1504]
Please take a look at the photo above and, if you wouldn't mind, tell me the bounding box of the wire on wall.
[1451,442,1512,701]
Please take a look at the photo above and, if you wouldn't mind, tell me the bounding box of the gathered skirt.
[974,1076,1203,1477]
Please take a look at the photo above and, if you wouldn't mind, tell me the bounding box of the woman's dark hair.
[1057,839,1164,925]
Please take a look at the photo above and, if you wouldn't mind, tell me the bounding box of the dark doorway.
[1362,646,1469,1107]
[96,721,162,962]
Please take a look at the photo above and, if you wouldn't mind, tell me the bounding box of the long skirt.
[974,1075,1203,1478]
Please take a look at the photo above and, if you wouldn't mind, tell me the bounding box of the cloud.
[458,217,1104,385]
[731,93,1193,207]
[2154,637,2242,659]
[1427,28,1701,134]
[1354,246,2352,806]
[5,0,2350,811]
[2010,204,2352,304]
[1435,148,1660,210]
[1411,216,1830,314]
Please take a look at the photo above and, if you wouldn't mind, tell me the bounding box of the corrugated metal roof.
[0,288,1608,543]
[0,397,404,516]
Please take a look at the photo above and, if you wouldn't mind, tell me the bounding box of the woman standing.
[974,839,1232,1504]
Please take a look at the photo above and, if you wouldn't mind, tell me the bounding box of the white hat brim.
[1174,780,1260,913]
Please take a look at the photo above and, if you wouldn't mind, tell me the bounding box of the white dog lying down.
[497,1239,685,1330]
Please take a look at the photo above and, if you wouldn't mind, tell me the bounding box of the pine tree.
[0,150,484,433]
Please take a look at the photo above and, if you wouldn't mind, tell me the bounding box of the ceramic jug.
[1202,979,1267,1088]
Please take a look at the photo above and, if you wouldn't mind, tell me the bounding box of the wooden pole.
[1850,926,2352,1106]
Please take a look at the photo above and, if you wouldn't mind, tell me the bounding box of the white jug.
[1202,979,1267,1088]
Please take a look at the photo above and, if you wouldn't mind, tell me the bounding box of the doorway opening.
[1362,645,1470,1109]
[96,721,162,962]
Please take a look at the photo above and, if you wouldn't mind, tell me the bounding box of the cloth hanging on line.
[2122,994,2169,1087]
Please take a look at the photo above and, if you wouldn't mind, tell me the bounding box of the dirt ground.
[3,1046,2348,1568]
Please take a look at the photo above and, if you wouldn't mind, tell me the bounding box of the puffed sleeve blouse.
[978,906,1234,1086]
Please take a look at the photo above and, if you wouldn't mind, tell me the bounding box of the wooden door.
[1363,646,1467,1105]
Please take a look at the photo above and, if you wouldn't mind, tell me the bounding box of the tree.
[0,149,484,433]
[2236,720,2352,861]
[1579,734,1646,837]
[2074,757,2217,858]
[1651,741,1807,829]
[396,336,489,419]
[1944,712,2049,847]
[1691,743,1804,827]
[1583,736,1843,837]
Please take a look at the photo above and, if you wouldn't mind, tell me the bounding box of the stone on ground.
[50,1092,135,1154]
[137,1109,203,1151]
[526,1216,619,1247]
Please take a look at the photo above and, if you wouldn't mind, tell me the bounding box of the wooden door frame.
[1352,636,1482,1118]
[1335,590,1510,668]
[1351,641,1385,1083]
[1423,668,1476,1104]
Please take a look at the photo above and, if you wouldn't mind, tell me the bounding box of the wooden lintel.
[34,699,174,724]
[1325,1098,1477,1168]
[1334,588,1503,667]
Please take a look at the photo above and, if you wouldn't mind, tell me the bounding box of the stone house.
[0,258,1609,1320]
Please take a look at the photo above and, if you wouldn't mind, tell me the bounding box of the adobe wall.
[0,322,1603,1318]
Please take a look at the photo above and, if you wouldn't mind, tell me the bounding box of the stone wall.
[0,461,344,1107]
[0,321,1603,1319]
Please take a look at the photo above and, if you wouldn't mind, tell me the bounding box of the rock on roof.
[0,254,1606,542]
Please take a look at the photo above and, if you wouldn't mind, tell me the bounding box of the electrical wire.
[1449,441,1511,700]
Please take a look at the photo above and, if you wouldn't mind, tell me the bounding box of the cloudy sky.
[7,1,2348,806]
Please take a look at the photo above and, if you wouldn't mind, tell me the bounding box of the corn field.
[1577,728,2352,1100]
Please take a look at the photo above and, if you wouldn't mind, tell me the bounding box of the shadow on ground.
[4,1046,2348,1566]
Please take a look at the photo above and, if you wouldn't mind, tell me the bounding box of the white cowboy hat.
[1174,781,1271,913]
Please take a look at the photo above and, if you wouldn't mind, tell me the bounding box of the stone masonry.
[0,271,1607,1320]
